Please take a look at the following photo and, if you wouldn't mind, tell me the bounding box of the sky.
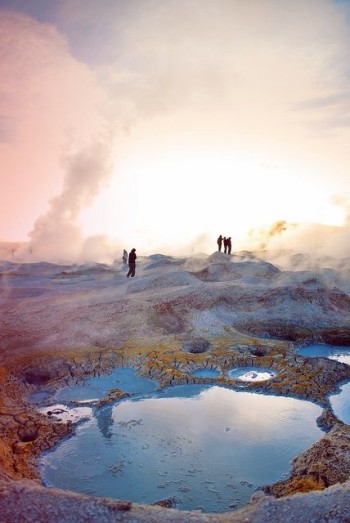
[2,0,350,262]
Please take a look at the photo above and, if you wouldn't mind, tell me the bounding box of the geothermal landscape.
[2,250,350,522]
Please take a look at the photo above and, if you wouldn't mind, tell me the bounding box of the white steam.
[21,142,119,263]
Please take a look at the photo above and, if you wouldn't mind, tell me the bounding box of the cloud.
[48,0,350,143]
[3,1,350,262]
[0,10,124,262]
[0,11,108,242]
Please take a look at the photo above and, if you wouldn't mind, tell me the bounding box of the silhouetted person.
[126,248,137,278]
[223,237,228,254]
[217,235,223,252]
[122,249,128,265]
[227,237,232,255]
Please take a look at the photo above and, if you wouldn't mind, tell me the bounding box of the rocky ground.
[1,251,350,521]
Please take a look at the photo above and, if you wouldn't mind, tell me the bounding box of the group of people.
[123,235,231,279]
[217,235,232,255]
[122,248,137,278]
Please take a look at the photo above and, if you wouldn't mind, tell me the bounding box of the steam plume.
[23,142,115,262]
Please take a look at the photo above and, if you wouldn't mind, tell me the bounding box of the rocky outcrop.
[264,424,350,497]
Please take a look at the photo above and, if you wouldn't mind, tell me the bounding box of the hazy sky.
[2,0,350,260]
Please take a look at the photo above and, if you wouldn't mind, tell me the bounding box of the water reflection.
[95,405,114,439]
[297,344,350,365]
[40,384,322,513]
[330,381,350,424]
[28,391,51,404]
[54,367,157,403]
[191,369,221,378]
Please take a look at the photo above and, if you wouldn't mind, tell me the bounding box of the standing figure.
[227,237,232,255]
[223,237,228,254]
[126,248,137,278]
[122,249,128,265]
[217,235,223,252]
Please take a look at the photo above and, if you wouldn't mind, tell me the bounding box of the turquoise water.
[39,375,323,513]
[191,369,221,378]
[191,366,276,383]
[54,367,158,402]
[330,381,350,424]
[297,344,350,365]
[297,344,350,425]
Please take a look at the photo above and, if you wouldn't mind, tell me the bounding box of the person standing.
[223,237,228,254]
[217,235,223,252]
[126,248,137,278]
[227,237,232,255]
[122,249,128,265]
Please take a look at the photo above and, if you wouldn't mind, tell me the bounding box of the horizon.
[1,225,349,269]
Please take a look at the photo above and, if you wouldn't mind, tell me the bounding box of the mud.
[2,333,350,517]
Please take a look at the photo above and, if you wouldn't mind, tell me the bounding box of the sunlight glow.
[80,142,345,254]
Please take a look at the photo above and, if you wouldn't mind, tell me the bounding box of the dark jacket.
[129,250,137,264]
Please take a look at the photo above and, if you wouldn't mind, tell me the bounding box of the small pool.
[330,381,350,424]
[54,367,158,403]
[38,373,323,513]
[228,367,276,382]
[191,368,221,379]
[297,344,350,365]
[28,391,52,404]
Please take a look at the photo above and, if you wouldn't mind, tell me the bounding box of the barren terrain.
[2,251,350,521]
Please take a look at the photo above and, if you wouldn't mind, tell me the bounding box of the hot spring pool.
[38,369,323,513]
[228,367,276,382]
[297,344,350,365]
[54,367,158,402]
[190,367,276,382]
[191,368,221,379]
[330,381,350,425]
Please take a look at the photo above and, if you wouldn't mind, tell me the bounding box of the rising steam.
[21,142,117,263]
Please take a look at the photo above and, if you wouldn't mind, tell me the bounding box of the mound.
[143,254,183,270]
[127,270,199,293]
[191,260,280,282]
